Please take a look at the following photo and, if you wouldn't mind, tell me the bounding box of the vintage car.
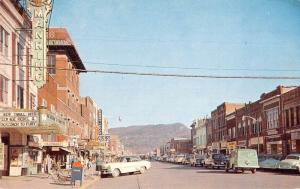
[204,153,228,169]
[225,149,259,173]
[100,156,151,177]
[190,155,206,167]
[258,155,283,170]
[277,154,300,172]
[174,154,186,164]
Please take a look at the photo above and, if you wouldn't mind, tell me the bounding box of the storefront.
[220,141,227,154]
[289,131,300,153]
[266,136,283,155]
[212,142,220,154]
[0,109,67,176]
[237,140,247,149]
[227,141,237,154]
[248,137,264,154]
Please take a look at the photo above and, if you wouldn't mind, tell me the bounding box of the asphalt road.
[89,161,300,189]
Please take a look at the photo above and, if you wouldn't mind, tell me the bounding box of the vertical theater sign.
[28,0,53,88]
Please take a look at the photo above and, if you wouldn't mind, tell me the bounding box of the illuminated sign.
[28,0,53,88]
[97,109,103,139]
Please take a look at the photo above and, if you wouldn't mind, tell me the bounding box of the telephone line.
[0,62,300,80]
[1,54,299,72]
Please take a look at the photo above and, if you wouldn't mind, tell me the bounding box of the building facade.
[282,86,300,154]
[191,118,208,155]
[211,102,244,154]
[0,0,40,176]
[170,138,192,155]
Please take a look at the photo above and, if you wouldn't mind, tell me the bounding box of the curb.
[79,176,100,189]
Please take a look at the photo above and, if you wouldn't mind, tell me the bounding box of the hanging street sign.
[27,0,53,88]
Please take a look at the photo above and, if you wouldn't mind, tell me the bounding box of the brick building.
[170,138,192,155]
[282,86,300,154]
[211,102,244,154]
[260,86,296,155]
[235,100,264,153]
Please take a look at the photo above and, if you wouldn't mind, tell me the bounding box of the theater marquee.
[28,0,53,88]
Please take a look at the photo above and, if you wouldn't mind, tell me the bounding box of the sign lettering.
[28,0,53,88]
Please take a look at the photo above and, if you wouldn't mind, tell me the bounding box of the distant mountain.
[108,123,191,154]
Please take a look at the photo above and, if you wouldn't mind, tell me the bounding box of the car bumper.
[100,169,112,175]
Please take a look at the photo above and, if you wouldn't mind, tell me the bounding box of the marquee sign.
[27,0,53,88]
[0,111,39,128]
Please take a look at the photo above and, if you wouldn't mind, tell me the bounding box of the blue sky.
[51,0,300,128]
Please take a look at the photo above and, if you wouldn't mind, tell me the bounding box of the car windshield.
[286,155,300,160]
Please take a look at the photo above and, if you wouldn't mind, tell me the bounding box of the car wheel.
[241,169,245,173]
[112,169,121,177]
[225,168,229,173]
[140,166,146,174]
[251,169,256,174]
[233,165,238,173]
[129,172,135,175]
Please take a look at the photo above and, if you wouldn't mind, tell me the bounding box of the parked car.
[100,156,151,177]
[190,155,205,167]
[175,154,186,164]
[225,149,259,173]
[258,155,283,170]
[204,153,228,169]
[277,154,300,173]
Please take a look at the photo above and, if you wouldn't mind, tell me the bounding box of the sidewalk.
[0,168,99,189]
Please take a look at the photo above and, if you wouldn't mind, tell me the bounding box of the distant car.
[225,149,259,173]
[190,155,205,167]
[175,155,185,164]
[204,153,228,169]
[100,156,151,177]
[277,154,300,173]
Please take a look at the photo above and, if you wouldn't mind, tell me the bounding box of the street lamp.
[242,116,262,154]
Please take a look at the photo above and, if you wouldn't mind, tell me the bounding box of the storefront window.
[296,106,300,126]
[291,108,295,127]
[286,109,290,128]
[0,74,8,104]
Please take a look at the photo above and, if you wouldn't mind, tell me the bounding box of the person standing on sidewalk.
[95,156,102,176]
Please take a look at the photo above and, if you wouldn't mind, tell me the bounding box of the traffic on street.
[92,161,300,189]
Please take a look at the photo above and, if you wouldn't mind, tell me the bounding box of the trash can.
[71,167,83,186]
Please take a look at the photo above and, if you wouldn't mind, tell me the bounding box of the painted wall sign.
[27,0,53,88]
[0,111,39,128]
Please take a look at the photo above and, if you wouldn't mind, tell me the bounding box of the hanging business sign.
[97,109,103,139]
[0,111,39,128]
[27,0,53,88]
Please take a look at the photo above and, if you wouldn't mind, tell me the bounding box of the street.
[90,161,300,189]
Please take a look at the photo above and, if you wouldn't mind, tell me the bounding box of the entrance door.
[1,133,10,176]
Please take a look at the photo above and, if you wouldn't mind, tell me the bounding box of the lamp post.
[242,116,262,154]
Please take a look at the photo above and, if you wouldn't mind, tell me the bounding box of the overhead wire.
[1,54,300,73]
[1,62,300,80]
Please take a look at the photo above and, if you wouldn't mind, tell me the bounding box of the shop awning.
[60,147,74,154]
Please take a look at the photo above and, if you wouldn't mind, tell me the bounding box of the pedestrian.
[95,156,102,176]
[47,155,53,173]
[87,157,92,169]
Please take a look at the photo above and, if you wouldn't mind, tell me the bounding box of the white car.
[100,156,151,177]
[277,154,300,172]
